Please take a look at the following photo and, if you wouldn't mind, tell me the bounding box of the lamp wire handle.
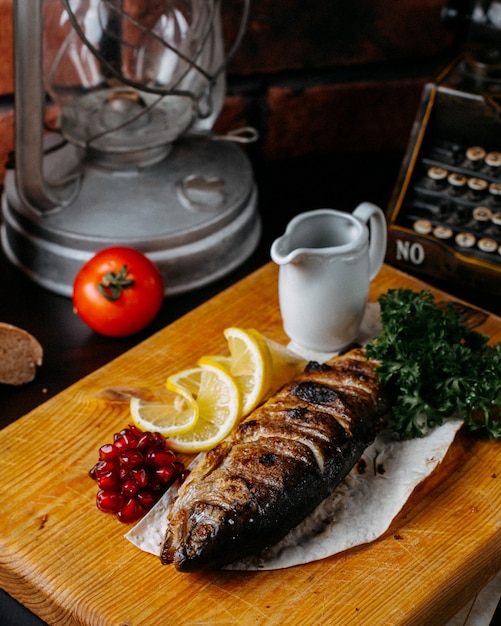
[13,0,81,214]
[188,126,259,144]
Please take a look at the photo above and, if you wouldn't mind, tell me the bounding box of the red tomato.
[73,247,164,337]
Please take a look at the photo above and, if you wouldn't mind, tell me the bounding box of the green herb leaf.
[366,289,501,440]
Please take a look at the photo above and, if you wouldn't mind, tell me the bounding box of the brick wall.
[216,0,458,160]
[223,0,454,73]
[0,0,459,182]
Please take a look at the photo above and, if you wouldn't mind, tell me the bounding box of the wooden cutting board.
[0,263,500,626]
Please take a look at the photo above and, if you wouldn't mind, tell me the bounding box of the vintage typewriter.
[386,0,501,294]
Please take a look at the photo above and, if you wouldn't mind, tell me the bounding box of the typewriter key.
[491,211,501,226]
[467,177,488,192]
[466,146,486,167]
[455,232,476,248]
[427,166,448,189]
[467,177,488,200]
[472,206,492,223]
[485,151,501,170]
[489,182,501,203]
[477,238,498,253]
[447,172,467,193]
[413,219,433,235]
[433,225,453,239]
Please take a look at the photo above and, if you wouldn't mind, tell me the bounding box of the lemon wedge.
[212,327,307,416]
[249,329,308,392]
[130,388,199,436]
[216,327,273,416]
[165,362,241,453]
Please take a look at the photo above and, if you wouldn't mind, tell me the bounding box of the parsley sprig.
[365,289,501,440]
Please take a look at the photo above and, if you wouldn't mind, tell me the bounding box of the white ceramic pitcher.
[271,202,387,360]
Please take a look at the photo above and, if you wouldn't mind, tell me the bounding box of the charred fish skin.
[161,348,388,572]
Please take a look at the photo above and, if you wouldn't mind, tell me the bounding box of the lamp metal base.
[1,136,261,297]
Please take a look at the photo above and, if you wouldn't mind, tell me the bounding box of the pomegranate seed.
[137,490,157,509]
[155,465,175,484]
[120,450,144,471]
[136,431,154,451]
[150,432,166,449]
[172,461,184,478]
[99,443,119,461]
[116,427,135,439]
[96,490,124,514]
[97,469,122,492]
[117,498,145,523]
[122,478,139,497]
[130,467,149,488]
[90,459,116,479]
[147,449,176,468]
[114,431,137,451]
[128,424,142,437]
[149,476,164,492]
[97,460,118,478]
[89,462,100,480]
[179,469,191,483]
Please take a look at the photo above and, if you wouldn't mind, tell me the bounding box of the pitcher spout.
[270,235,304,265]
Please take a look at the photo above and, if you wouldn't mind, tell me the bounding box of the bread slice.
[0,322,43,385]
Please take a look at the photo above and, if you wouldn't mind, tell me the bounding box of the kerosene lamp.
[1,0,260,296]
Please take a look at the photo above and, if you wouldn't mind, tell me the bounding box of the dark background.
[1,0,500,623]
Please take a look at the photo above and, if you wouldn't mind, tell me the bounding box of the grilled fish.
[161,347,388,571]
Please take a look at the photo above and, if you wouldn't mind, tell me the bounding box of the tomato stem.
[97,265,135,301]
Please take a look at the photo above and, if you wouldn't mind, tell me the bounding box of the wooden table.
[0,262,500,626]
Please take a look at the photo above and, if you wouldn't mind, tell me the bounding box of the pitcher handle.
[353,202,387,280]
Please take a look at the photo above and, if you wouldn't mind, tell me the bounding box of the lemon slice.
[248,329,308,391]
[218,327,307,415]
[197,353,232,371]
[166,362,241,453]
[130,389,199,436]
[217,327,273,416]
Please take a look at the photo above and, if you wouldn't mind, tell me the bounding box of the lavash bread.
[0,322,43,385]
